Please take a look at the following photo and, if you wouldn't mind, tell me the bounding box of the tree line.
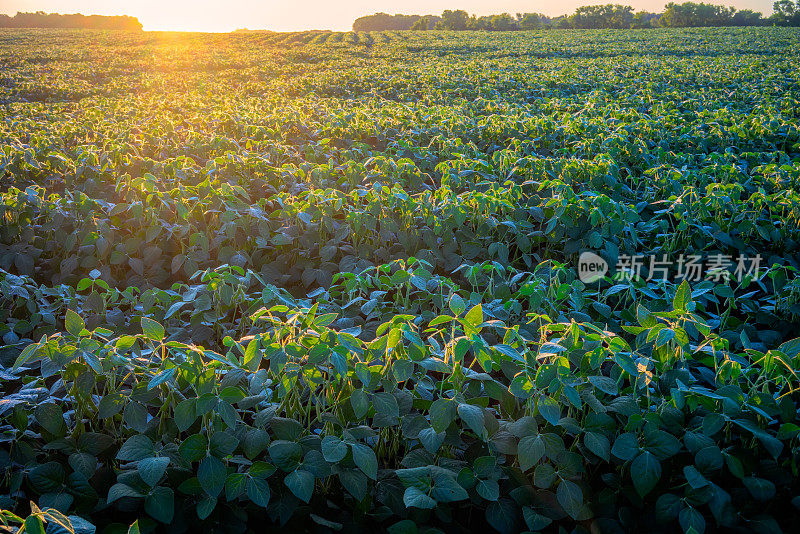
[0,11,143,31]
[353,1,800,31]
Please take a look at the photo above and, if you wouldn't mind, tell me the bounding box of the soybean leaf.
[631,451,661,497]
[284,469,314,503]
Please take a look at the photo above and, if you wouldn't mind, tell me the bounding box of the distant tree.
[352,5,770,31]
[772,0,800,25]
[487,13,518,31]
[631,11,661,27]
[466,15,487,30]
[571,4,634,28]
[554,16,574,28]
[436,10,470,30]
[518,13,545,29]
[0,11,142,30]
[352,13,424,31]
[732,9,765,26]
[659,3,735,27]
[410,18,428,30]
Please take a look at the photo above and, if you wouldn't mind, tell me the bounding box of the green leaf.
[592,301,612,318]
[429,398,456,433]
[428,314,454,327]
[164,300,188,320]
[418,427,445,454]
[678,506,706,534]
[392,359,414,382]
[537,396,561,426]
[351,443,378,480]
[246,476,271,507]
[387,519,418,534]
[65,309,85,337]
[695,446,723,474]
[116,335,137,351]
[430,469,468,503]
[141,317,165,341]
[117,435,155,462]
[475,478,500,501]
[41,504,74,528]
[310,514,343,530]
[210,431,239,458]
[24,516,46,534]
[68,452,96,479]
[533,464,556,489]
[148,367,175,390]
[77,432,114,456]
[249,461,276,479]
[321,436,348,463]
[269,440,303,472]
[644,429,682,459]
[98,393,126,419]
[517,435,545,471]
[350,389,369,419]
[284,469,314,503]
[403,486,435,509]
[242,428,270,460]
[302,449,331,478]
[174,399,197,432]
[35,403,66,436]
[611,433,639,461]
[29,462,64,493]
[523,507,552,530]
[683,465,710,489]
[449,293,466,315]
[243,337,261,371]
[631,451,661,497]
[673,280,691,312]
[732,418,784,458]
[723,452,744,478]
[454,337,470,363]
[138,457,170,487]
[655,493,683,521]
[196,495,216,520]
[123,401,148,433]
[485,498,520,534]
[742,477,776,501]
[557,479,583,520]
[225,473,248,501]
[373,392,400,419]
[464,304,483,329]
[106,483,143,504]
[179,434,208,462]
[588,375,618,395]
[338,469,368,501]
[457,403,486,439]
[13,342,39,369]
[145,486,174,524]
[198,456,226,497]
[584,432,610,462]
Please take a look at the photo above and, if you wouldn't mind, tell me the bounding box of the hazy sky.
[0,1,776,32]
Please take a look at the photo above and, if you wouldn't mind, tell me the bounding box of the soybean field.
[2,27,800,533]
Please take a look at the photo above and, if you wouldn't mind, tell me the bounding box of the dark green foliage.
[350,3,780,31]
[0,12,142,30]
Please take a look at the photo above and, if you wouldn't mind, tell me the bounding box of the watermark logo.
[578,251,608,283]
[576,251,762,283]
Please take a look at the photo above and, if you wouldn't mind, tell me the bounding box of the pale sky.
[0,1,776,32]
